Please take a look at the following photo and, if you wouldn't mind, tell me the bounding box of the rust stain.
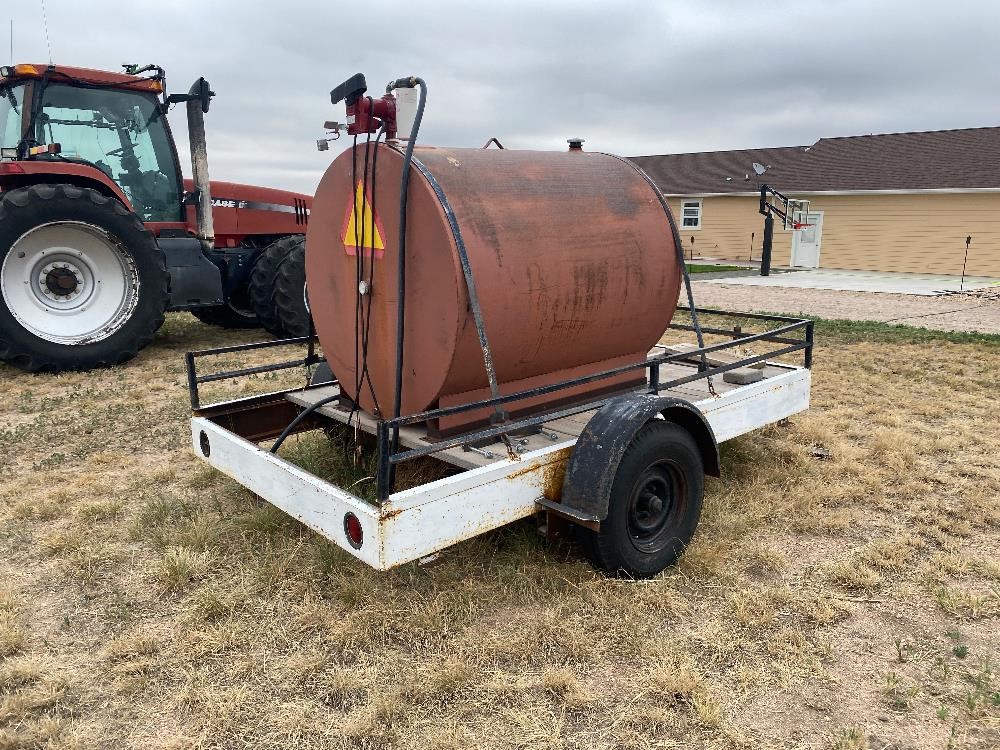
[504,446,573,502]
[540,447,572,502]
[380,505,405,521]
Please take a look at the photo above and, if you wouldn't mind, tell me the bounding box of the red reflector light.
[344,512,364,549]
[0,162,25,174]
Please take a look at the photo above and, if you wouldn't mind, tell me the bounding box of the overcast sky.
[9,0,1000,195]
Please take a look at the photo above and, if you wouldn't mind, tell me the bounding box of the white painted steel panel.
[696,366,810,442]
[191,418,382,568]
[380,445,570,568]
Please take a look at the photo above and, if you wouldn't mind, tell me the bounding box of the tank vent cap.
[567,138,585,151]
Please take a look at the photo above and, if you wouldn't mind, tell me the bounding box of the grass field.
[1,314,998,749]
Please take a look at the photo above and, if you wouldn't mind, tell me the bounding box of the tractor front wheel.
[0,184,168,372]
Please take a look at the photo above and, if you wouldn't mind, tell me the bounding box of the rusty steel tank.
[305,144,682,435]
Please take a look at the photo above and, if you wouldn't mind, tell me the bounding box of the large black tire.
[0,184,168,373]
[247,235,304,337]
[579,421,704,578]
[271,239,310,338]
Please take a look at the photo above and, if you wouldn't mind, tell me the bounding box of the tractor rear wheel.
[248,235,308,337]
[271,238,310,338]
[0,184,168,372]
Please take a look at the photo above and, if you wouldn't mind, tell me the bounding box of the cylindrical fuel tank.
[306,145,681,430]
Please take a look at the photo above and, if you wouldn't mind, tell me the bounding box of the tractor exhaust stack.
[185,77,215,249]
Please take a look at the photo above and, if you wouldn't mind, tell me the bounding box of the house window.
[681,199,702,229]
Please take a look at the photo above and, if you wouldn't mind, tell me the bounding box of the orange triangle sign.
[342,180,385,257]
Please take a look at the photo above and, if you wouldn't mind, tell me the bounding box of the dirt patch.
[692,281,1000,334]
[0,313,997,749]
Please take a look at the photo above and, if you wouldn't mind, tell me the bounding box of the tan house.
[630,127,1000,277]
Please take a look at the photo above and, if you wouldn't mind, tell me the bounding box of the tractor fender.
[559,393,720,523]
[1,162,134,210]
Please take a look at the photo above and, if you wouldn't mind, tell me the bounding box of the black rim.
[627,460,685,553]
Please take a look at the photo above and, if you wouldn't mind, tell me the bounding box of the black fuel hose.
[388,77,427,471]
[269,394,339,454]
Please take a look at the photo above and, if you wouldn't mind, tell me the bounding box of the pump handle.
[331,73,368,106]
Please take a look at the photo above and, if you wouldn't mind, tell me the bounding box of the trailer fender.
[559,393,720,523]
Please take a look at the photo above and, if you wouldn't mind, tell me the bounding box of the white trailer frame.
[189,321,811,571]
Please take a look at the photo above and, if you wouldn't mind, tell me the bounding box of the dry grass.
[0,312,998,749]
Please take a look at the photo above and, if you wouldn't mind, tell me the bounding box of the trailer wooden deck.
[285,344,796,470]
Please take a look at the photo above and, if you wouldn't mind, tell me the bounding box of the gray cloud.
[10,0,1000,194]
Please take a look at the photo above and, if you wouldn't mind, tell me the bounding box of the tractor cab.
[0,64,184,222]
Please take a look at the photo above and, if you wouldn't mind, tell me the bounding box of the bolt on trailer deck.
[187,308,814,577]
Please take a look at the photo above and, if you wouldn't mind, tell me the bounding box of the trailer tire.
[248,235,304,337]
[271,238,310,338]
[580,420,703,578]
[0,183,168,372]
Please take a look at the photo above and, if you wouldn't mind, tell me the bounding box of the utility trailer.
[186,308,814,578]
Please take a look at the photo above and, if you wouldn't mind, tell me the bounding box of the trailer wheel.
[270,238,310,338]
[580,420,703,578]
[248,235,305,337]
[0,184,168,372]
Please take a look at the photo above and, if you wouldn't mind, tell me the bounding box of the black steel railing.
[185,308,814,503]
[186,335,324,410]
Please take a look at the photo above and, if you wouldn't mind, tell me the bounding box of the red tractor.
[0,63,311,372]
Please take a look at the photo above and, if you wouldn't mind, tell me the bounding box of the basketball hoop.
[785,198,811,230]
[758,184,813,276]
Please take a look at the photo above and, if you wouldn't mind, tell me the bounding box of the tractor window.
[35,83,182,222]
[0,84,24,148]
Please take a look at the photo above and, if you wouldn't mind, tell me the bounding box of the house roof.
[629,126,1000,194]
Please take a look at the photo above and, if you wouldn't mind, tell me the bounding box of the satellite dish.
[752,162,767,176]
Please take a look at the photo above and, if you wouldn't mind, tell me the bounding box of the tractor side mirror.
[192,77,214,114]
[165,77,215,113]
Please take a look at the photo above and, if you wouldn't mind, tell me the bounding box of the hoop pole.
[761,212,774,276]
[960,235,971,292]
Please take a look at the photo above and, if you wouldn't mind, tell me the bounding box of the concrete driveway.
[690,281,1000,334]
[698,268,1000,296]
